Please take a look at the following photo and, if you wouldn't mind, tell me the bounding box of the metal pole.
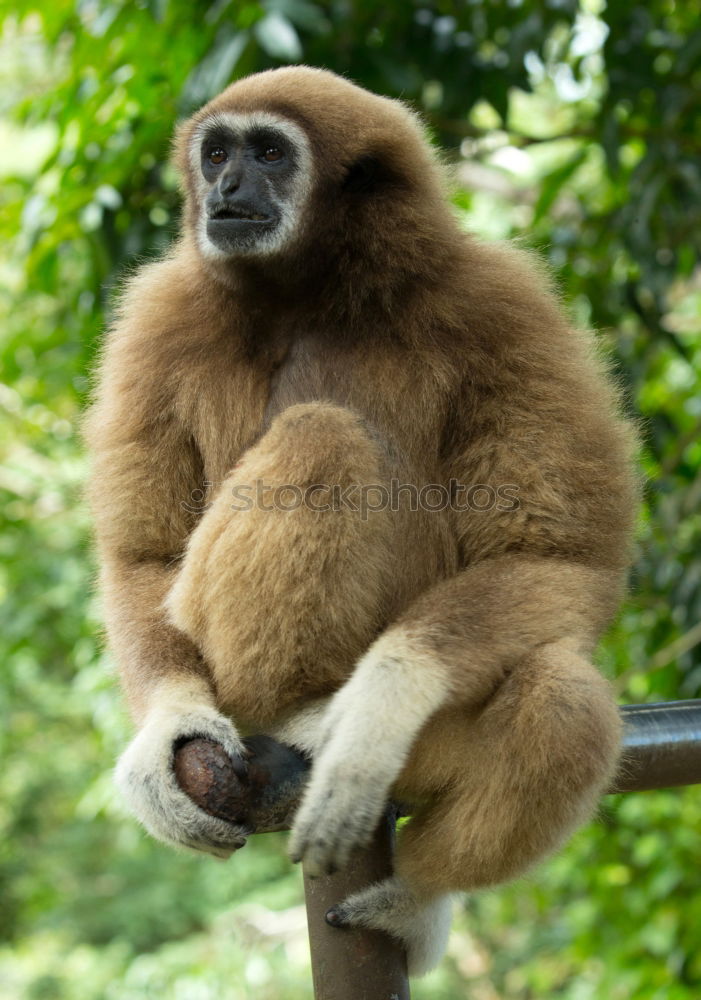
[611,699,701,793]
[303,808,409,1000]
[175,738,410,996]
[175,698,701,1000]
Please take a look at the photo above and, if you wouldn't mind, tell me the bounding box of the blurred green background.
[1,1,700,997]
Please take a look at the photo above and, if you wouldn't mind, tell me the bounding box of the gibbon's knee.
[166,402,402,726]
[257,401,386,488]
[394,641,622,895]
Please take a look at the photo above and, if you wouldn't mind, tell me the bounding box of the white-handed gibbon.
[86,66,638,975]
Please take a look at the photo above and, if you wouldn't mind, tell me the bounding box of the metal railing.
[175,699,701,1000]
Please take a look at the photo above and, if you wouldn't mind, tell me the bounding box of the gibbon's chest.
[186,330,454,486]
[262,333,453,470]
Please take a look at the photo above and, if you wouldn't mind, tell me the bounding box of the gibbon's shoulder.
[88,241,239,429]
[459,238,567,334]
[108,240,230,348]
[440,235,592,371]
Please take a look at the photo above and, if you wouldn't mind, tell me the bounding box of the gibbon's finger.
[288,761,389,876]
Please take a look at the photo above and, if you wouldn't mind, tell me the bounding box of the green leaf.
[254,11,303,61]
[533,146,588,223]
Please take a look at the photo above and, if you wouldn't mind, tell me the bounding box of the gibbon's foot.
[326,876,453,977]
[115,705,251,858]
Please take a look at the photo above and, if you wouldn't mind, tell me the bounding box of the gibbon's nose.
[219,166,243,196]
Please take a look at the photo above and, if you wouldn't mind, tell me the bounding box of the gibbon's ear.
[342,154,397,194]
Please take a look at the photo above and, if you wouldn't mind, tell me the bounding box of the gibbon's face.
[189,111,313,260]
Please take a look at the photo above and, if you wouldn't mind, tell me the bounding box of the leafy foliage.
[1,1,700,997]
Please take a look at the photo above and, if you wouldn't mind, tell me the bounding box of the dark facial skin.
[200,124,301,255]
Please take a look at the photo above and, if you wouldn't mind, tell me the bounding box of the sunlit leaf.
[254,11,302,61]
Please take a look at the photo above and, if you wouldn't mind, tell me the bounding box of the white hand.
[289,629,449,876]
[115,701,250,858]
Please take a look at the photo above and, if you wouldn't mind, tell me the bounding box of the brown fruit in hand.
[174,737,250,825]
[174,734,310,833]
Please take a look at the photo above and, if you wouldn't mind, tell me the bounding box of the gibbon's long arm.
[86,324,251,856]
[86,345,207,722]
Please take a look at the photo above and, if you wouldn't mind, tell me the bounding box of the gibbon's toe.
[326,876,454,977]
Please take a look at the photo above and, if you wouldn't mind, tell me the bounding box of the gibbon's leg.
[268,697,332,759]
[289,558,623,972]
[290,556,622,876]
[324,639,621,975]
[397,640,621,890]
[166,401,454,730]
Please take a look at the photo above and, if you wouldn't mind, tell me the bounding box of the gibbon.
[86,66,638,975]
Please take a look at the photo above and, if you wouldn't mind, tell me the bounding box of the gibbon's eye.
[261,147,283,163]
[208,147,227,166]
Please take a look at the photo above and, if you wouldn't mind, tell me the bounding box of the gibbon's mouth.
[208,205,271,223]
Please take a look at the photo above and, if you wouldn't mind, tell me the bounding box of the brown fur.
[86,67,638,907]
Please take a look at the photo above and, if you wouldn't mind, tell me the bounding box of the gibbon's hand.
[115,703,251,858]
[288,682,397,876]
[289,632,447,877]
